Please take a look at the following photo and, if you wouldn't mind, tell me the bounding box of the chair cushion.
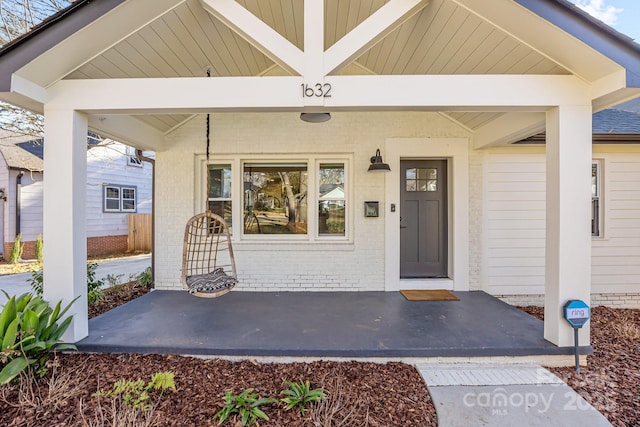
[186,268,237,294]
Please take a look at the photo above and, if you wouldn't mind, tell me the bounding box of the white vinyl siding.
[86,142,152,238]
[484,150,546,295]
[592,151,640,293]
[484,147,640,296]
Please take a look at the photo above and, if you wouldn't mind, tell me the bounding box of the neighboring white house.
[0,0,640,347]
[0,131,153,258]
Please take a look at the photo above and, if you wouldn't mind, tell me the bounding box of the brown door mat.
[400,289,460,301]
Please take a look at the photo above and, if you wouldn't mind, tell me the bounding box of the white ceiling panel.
[62,0,575,133]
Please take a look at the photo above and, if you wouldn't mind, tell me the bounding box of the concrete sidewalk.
[0,254,151,298]
[418,364,612,426]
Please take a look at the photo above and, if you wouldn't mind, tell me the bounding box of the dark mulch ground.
[88,281,151,319]
[519,306,640,427]
[1,284,437,426]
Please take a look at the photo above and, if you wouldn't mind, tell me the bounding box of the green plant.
[86,263,104,305]
[105,273,124,287]
[135,267,153,288]
[214,388,278,426]
[94,371,176,410]
[27,269,43,296]
[34,234,44,264]
[280,380,326,414]
[28,263,104,304]
[9,233,24,264]
[0,291,77,384]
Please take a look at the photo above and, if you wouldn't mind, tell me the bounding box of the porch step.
[417,363,564,386]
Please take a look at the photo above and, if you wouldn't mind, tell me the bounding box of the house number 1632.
[301,83,332,98]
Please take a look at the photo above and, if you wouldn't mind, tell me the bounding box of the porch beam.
[45,74,591,113]
[87,115,167,151]
[324,0,428,76]
[544,105,592,347]
[200,0,304,76]
[473,112,545,148]
[42,108,89,343]
[303,0,324,106]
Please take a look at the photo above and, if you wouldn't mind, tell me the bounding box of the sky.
[567,0,640,42]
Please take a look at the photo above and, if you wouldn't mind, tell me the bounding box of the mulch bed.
[1,283,437,426]
[88,281,151,319]
[519,306,640,427]
[0,355,436,426]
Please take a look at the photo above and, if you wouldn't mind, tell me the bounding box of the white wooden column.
[42,108,88,342]
[544,105,592,347]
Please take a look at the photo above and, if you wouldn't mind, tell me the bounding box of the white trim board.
[384,138,470,291]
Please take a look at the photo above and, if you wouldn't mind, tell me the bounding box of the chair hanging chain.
[206,68,211,160]
[205,68,211,214]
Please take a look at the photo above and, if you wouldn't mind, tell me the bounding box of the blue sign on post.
[563,299,590,373]
[564,300,590,328]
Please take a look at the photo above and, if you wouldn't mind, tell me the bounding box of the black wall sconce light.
[368,149,390,172]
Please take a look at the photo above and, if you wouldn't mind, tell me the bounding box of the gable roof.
[1,0,640,148]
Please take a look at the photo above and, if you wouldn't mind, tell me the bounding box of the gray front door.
[400,160,448,278]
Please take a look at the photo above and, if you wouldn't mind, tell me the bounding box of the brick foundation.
[87,235,129,257]
[4,235,129,260]
[497,293,640,309]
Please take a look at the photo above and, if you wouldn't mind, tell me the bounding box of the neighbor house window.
[592,160,602,237]
[104,184,137,213]
[208,165,232,228]
[126,146,142,167]
[243,163,308,234]
[318,163,345,236]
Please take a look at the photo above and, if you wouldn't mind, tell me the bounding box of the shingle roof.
[0,130,43,171]
[593,108,640,134]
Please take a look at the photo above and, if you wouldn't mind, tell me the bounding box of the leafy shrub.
[34,234,44,264]
[214,388,278,426]
[86,263,104,305]
[90,371,176,427]
[27,269,43,296]
[28,263,104,304]
[280,380,326,414]
[135,267,153,288]
[0,291,77,384]
[94,371,176,410]
[9,233,24,264]
[105,273,124,287]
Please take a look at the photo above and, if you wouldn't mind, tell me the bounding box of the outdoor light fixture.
[368,149,391,172]
[300,112,331,123]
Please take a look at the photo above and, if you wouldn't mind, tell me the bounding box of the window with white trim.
[126,146,142,167]
[592,160,602,237]
[205,156,350,241]
[318,163,345,236]
[104,184,137,213]
[208,164,233,229]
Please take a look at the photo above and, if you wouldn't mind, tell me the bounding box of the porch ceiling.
[60,0,573,134]
[3,0,636,143]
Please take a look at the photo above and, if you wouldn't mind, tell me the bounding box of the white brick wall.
[155,111,469,291]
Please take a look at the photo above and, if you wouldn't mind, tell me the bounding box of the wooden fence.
[128,213,152,252]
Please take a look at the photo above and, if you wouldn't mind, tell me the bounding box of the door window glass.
[406,168,437,192]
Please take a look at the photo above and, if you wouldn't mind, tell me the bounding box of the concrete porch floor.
[77,290,590,359]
